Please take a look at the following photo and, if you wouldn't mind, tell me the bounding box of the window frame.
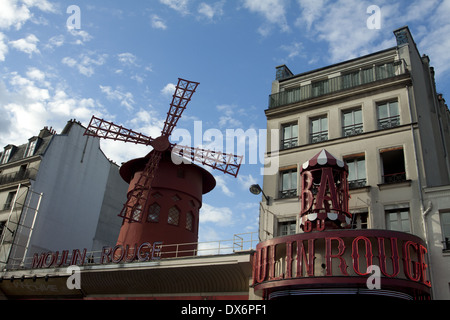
[342,108,363,137]
[279,168,297,199]
[385,208,411,233]
[310,115,328,144]
[281,122,298,150]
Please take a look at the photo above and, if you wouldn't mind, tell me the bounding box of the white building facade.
[260,26,450,299]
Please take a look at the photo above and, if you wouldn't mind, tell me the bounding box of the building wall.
[27,122,117,253]
[260,27,450,299]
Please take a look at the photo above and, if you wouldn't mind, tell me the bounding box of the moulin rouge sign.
[31,241,163,269]
[252,150,431,294]
[252,230,432,290]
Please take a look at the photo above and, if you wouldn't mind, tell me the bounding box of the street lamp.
[249,184,271,205]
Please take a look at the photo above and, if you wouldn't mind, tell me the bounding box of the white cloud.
[0,69,104,148]
[280,41,303,61]
[99,85,135,111]
[67,28,93,44]
[151,14,167,30]
[216,104,243,128]
[62,52,108,77]
[0,0,56,30]
[0,32,8,61]
[198,1,224,20]
[0,0,31,30]
[200,203,234,226]
[159,0,190,15]
[9,33,39,56]
[213,175,234,197]
[117,52,138,65]
[237,173,257,191]
[242,0,289,35]
[161,83,176,96]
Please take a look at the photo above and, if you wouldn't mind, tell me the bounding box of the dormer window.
[1,147,13,164]
[25,138,39,158]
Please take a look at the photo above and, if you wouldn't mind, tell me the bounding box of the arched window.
[147,203,160,222]
[186,211,194,231]
[168,206,180,226]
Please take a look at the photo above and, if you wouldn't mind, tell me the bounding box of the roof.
[301,149,348,173]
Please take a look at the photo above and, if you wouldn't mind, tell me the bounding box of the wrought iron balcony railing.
[269,60,406,109]
[382,172,406,184]
[0,168,37,186]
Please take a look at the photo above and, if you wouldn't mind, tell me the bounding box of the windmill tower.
[84,79,242,257]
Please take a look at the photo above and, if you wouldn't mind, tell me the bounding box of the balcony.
[268,60,406,109]
[0,168,37,186]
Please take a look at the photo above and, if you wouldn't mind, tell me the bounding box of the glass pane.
[321,117,328,131]
[282,172,290,190]
[357,159,366,179]
[378,103,388,119]
[311,119,319,133]
[347,161,356,181]
[354,109,362,124]
[283,126,291,139]
[401,219,411,232]
[292,171,297,189]
[400,210,409,221]
[343,112,353,127]
[389,101,399,116]
[292,124,298,138]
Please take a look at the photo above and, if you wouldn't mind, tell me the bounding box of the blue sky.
[1,0,449,247]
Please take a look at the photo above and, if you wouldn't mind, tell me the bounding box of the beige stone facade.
[260,26,450,299]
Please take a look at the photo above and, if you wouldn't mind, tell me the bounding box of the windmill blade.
[118,151,162,222]
[161,78,200,137]
[172,145,243,177]
[84,116,154,145]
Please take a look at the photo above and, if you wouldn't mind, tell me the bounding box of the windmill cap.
[119,150,216,195]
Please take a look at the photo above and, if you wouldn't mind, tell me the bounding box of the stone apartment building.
[0,119,127,270]
[260,26,450,299]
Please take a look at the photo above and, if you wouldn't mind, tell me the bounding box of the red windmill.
[84,78,242,257]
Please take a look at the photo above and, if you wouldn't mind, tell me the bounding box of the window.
[278,220,296,236]
[386,208,411,232]
[3,191,16,211]
[25,139,38,157]
[131,205,142,222]
[440,211,450,251]
[280,169,297,198]
[380,147,406,184]
[310,116,328,143]
[361,67,374,84]
[346,157,366,188]
[375,63,395,80]
[377,100,400,129]
[342,108,363,137]
[342,71,360,89]
[186,211,194,231]
[147,203,160,222]
[168,206,180,226]
[1,148,11,164]
[312,79,329,97]
[281,123,298,149]
[351,212,368,229]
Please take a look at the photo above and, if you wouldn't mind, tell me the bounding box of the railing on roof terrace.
[269,60,407,109]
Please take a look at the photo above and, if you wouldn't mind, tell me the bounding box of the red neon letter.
[351,236,373,275]
[315,168,339,211]
[300,171,314,215]
[377,237,399,277]
[419,244,431,287]
[296,239,315,277]
[403,240,420,282]
[325,237,348,276]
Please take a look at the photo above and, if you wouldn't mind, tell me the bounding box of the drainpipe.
[405,84,435,298]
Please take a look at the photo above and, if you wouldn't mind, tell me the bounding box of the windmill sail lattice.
[84,78,243,222]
